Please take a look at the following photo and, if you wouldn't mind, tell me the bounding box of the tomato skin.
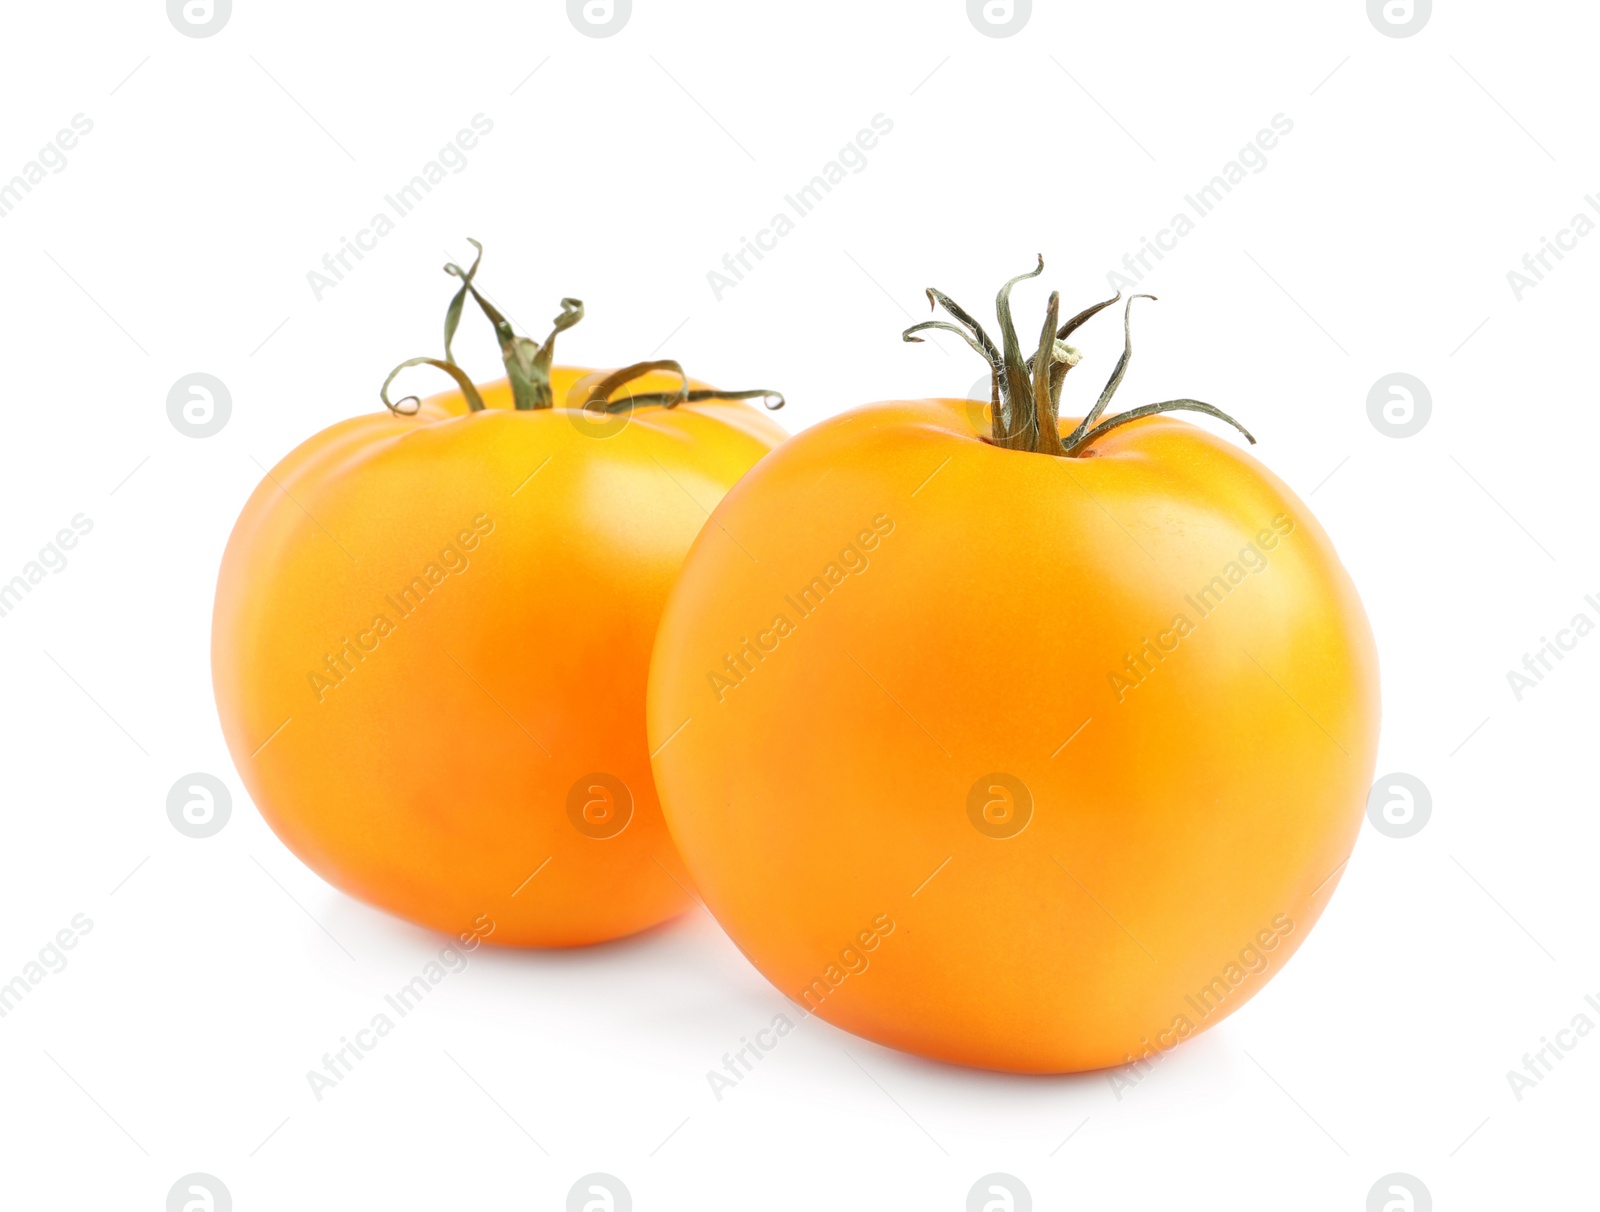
[213,367,784,947]
[648,397,1379,1072]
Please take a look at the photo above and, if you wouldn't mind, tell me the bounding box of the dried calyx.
[381,239,784,416]
[902,255,1255,457]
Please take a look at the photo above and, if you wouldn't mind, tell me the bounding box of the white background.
[1,1,1595,1208]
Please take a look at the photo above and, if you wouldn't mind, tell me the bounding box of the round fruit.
[647,259,1378,1071]
[213,244,785,946]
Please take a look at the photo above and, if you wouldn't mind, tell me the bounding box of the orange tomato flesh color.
[212,367,785,946]
[648,398,1379,1073]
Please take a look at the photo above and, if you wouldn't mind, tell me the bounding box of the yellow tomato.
[647,261,1379,1070]
[213,245,785,946]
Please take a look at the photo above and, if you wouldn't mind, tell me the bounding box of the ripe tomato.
[647,260,1378,1070]
[213,245,785,946]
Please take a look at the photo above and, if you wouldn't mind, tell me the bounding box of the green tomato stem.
[381,240,784,417]
[903,257,1257,457]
